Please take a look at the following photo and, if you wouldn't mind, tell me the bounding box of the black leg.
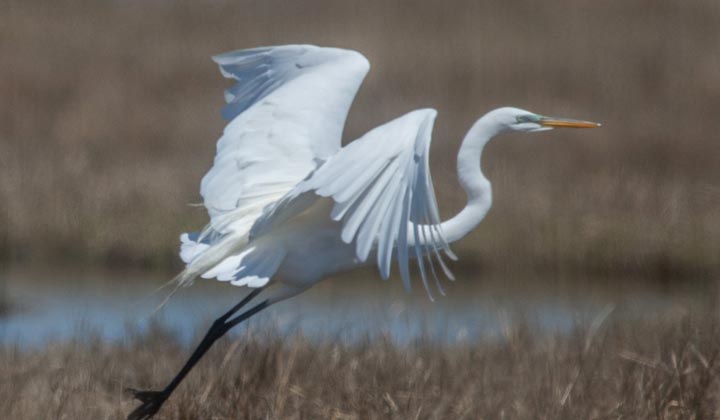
[127,288,268,420]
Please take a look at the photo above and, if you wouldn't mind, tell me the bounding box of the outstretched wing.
[178,45,370,285]
[200,45,370,235]
[253,109,456,298]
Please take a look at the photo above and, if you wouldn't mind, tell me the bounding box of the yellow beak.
[539,117,601,129]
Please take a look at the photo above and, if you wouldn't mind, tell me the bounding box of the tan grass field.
[1,0,719,274]
[2,311,720,419]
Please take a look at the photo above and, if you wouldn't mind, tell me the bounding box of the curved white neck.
[438,115,498,243]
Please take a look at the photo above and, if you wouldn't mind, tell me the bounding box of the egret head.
[489,107,601,133]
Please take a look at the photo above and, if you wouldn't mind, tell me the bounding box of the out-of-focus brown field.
[1,0,720,275]
[2,311,720,419]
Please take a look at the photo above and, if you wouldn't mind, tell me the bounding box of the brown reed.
[2,310,720,419]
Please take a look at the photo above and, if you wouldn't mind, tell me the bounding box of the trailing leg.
[126,288,268,420]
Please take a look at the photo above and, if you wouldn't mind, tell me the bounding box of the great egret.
[127,44,599,419]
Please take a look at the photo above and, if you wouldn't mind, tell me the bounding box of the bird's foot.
[126,388,169,420]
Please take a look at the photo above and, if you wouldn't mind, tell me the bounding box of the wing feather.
[252,109,454,296]
[201,45,369,231]
[178,45,369,285]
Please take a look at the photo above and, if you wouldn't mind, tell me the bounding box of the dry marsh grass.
[3,312,720,419]
[1,0,719,273]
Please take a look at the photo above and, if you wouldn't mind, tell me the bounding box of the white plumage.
[128,44,600,420]
[252,108,455,296]
[176,44,599,302]
[179,45,370,289]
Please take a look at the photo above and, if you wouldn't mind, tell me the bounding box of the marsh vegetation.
[2,310,720,419]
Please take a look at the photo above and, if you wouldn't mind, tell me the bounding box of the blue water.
[0,265,707,348]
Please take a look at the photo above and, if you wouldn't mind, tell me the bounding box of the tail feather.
[179,232,210,264]
[176,232,250,287]
[154,219,285,313]
[149,232,249,313]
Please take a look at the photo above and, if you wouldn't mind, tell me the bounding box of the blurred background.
[2,0,720,418]
[2,0,720,339]
[2,0,719,275]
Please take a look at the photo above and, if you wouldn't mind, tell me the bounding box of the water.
[0,265,713,347]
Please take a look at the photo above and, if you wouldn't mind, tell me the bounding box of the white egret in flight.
[127,44,599,419]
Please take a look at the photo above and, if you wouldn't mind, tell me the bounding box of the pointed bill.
[539,117,601,128]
